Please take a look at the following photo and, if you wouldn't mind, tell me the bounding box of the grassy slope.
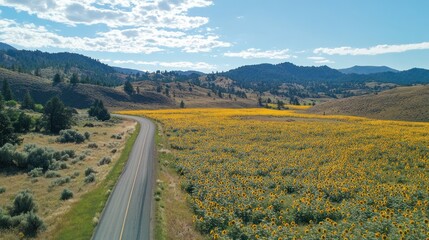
[0,67,173,109]
[52,123,140,240]
[308,85,429,122]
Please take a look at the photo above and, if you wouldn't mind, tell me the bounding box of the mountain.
[173,70,205,76]
[0,42,16,51]
[339,65,399,74]
[0,67,173,109]
[113,66,145,75]
[308,85,429,122]
[0,48,122,86]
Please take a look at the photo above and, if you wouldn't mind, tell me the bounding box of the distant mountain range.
[0,42,16,51]
[338,65,399,74]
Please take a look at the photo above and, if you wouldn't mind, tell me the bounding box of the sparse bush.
[84,167,95,176]
[50,177,71,187]
[27,168,43,178]
[88,142,98,149]
[84,132,91,140]
[10,190,36,216]
[0,187,5,194]
[84,173,95,183]
[56,129,86,144]
[71,171,80,179]
[45,170,61,178]
[60,189,73,200]
[26,147,53,171]
[19,211,45,237]
[98,156,111,166]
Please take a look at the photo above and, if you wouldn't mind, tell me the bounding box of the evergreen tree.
[180,100,185,108]
[124,80,134,95]
[277,100,284,110]
[0,111,20,147]
[136,86,140,94]
[53,73,61,84]
[2,80,13,101]
[13,112,32,133]
[43,97,72,134]
[88,99,110,121]
[70,73,79,85]
[21,90,35,110]
[258,97,263,107]
[0,93,4,111]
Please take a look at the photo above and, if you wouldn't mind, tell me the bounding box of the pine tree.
[2,80,13,101]
[124,80,134,95]
[0,93,4,111]
[88,99,110,121]
[180,100,185,108]
[43,97,72,133]
[0,111,20,147]
[53,73,61,84]
[70,73,79,85]
[21,90,35,110]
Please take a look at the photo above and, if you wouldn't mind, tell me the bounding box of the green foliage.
[84,167,95,176]
[53,73,62,84]
[13,112,32,133]
[124,80,134,95]
[26,146,54,171]
[2,79,13,101]
[27,168,43,178]
[0,143,16,167]
[50,177,71,187]
[180,100,185,108]
[84,173,95,183]
[44,170,61,178]
[0,111,20,147]
[34,104,43,113]
[98,156,111,166]
[0,187,5,194]
[10,190,36,216]
[60,189,74,200]
[19,211,45,237]
[56,129,86,143]
[5,100,17,108]
[43,97,72,134]
[21,90,35,110]
[88,99,110,121]
[0,93,4,110]
[70,73,79,85]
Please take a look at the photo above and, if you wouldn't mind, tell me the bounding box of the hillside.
[339,65,399,74]
[308,85,429,122]
[0,42,16,51]
[0,47,122,86]
[0,67,174,109]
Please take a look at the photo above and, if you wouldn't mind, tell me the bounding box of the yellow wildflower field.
[120,108,429,239]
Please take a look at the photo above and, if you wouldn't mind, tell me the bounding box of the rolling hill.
[338,65,399,74]
[308,85,429,122]
[0,67,174,109]
[0,42,16,51]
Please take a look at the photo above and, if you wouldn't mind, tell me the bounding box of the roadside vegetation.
[120,108,429,239]
[0,86,135,239]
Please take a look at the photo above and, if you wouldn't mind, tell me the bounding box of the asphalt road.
[93,115,155,240]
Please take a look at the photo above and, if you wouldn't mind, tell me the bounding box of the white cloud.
[0,0,230,53]
[0,19,230,53]
[307,56,335,64]
[224,48,295,59]
[314,41,429,56]
[307,56,334,64]
[108,59,216,70]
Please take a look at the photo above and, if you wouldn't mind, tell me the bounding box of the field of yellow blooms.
[120,108,429,239]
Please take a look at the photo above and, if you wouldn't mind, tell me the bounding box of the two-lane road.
[93,115,155,240]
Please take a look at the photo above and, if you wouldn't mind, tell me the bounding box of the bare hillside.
[308,85,429,122]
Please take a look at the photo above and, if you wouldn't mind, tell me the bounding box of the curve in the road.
[92,115,155,240]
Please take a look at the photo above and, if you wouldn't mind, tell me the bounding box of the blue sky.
[0,0,428,72]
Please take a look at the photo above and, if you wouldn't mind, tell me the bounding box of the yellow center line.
[119,123,146,240]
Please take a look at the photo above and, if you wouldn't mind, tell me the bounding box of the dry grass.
[0,115,136,239]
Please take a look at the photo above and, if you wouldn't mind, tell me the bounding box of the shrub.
[27,147,53,171]
[88,142,98,149]
[19,211,45,237]
[84,173,96,183]
[84,167,95,176]
[45,170,61,178]
[28,168,43,178]
[10,190,36,216]
[60,189,74,200]
[98,156,111,166]
[0,187,5,194]
[50,177,71,187]
[56,129,86,144]
[0,143,16,167]
[0,209,11,229]
[84,132,91,140]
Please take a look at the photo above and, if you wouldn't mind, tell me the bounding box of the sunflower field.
[119,108,429,240]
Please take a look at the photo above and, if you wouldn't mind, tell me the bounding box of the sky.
[0,0,429,72]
